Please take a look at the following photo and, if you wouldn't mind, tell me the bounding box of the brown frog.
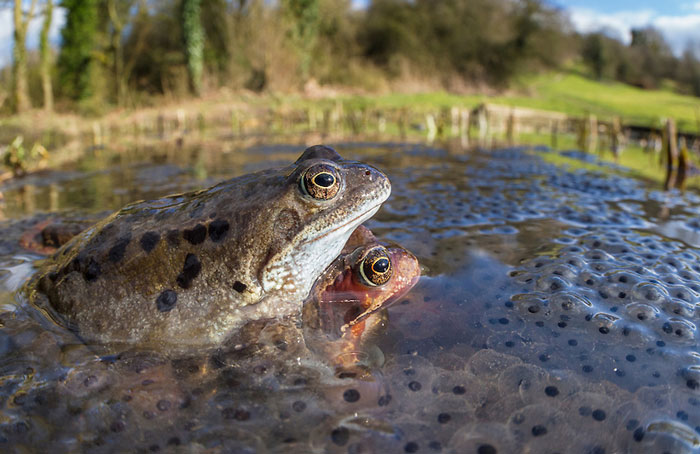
[25,146,391,350]
[303,226,421,368]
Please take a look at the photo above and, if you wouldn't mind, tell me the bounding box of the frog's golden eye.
[359,246,392,287]
[301,164,341,200]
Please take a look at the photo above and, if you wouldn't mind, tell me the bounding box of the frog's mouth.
[302,203,383,245]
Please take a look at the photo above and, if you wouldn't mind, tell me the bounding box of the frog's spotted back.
[27,146,391,349]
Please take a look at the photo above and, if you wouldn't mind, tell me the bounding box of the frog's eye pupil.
[314,172,335,188]
[373,258,390,274]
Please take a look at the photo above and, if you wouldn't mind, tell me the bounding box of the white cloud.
[568,7,656,44]
[0,5,66,69]
[655,14,700,53]
[568,7,700,55]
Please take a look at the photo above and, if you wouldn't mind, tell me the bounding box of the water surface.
[0,141,699,453]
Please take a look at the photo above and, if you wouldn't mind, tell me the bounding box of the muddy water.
[1,142,700,453]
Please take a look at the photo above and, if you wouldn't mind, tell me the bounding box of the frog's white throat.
[260,205,381,302]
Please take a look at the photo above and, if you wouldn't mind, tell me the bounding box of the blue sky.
[2,1,700,68]
[554,0,700,53]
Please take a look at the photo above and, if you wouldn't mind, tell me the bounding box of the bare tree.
[12,0,38,113]
[39,0,54,111]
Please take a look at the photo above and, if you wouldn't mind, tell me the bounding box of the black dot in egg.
[408,381,422,391]
[592,409,606,421]
[292,401,306,412]
[633,427,645,442]
[437,413,451,424]
[452,385,466,395]
[626,354,636,362]
[568,339,578,346]
[544,386,559,397]
[477,445,497,454]
[531,425,547,437]
[343,389,360,402]
[405,442,419,453]
[598,326,609,334]
[330,427,349,446]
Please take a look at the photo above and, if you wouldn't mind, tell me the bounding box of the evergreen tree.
[182,0,204,95]
[57,0,99,101]
[284,0,319,82]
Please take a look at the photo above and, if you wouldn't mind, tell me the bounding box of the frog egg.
[384,354,437,407]
[466,349,522,381]
[655,318,697,345]
[430,369,488,413]
[560,391,622,435]
[548,291,594,316]
[448,422,517,454]
[497,363,548,399]
[661,298,697,319]
[624,302,660,323]
[507,403,567,446]
[510,293,554,320]
[522,420,607,454]
[482,306,527,333]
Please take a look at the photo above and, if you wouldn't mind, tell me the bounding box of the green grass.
[276,70,700,133]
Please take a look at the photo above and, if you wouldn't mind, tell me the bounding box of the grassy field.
[295,69,700,133]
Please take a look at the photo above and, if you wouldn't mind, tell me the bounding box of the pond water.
[1,140,700,453]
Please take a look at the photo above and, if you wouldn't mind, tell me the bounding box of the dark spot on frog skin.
[183,224,207,245]
[166,229,180,247]
[233,281,247,293]
[156,290,177,312]
[140,231,160,253]
[208,219,230,242]
[69,255,101,282]
[83,258,102,282]
[108,235,132,263]
[176,254,202,289]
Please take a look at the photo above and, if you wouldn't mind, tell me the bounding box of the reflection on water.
[1,141,700,452]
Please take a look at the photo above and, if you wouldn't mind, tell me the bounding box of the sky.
[1,1,700,69]
[555,0,700,53]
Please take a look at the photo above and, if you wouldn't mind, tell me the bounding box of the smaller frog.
[303,226,420,368]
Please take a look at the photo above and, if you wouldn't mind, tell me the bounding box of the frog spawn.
[5,144,700,452]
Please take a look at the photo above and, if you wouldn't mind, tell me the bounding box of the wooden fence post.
[663,118,678,190]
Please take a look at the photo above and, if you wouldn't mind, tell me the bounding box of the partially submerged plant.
[2,136,49,177]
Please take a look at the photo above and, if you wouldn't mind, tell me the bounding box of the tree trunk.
[107,0,125,105]
[12,0,30,113]
[40,0,54,111]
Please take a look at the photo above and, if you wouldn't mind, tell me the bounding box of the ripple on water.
[2,144,700,451]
